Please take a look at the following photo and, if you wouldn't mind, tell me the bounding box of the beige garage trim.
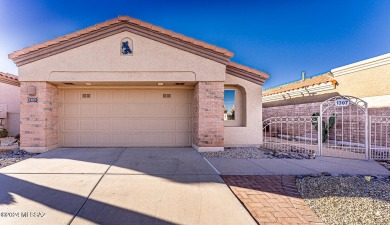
[59,88,193,147]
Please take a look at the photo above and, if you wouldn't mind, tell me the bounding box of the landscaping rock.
[0,148,39,169]
[297,175,390,225]
[200,147,316,159]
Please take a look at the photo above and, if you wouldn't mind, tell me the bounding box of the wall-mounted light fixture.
[27,86,36,96]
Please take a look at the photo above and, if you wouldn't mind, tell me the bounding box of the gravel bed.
[200,147,316,159]
[297,174,390,225]
[0,148,40,169]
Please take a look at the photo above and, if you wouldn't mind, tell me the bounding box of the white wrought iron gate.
[319,96,368,159]
[262,96,390,160]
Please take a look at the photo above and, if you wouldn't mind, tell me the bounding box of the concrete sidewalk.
[205,156,390,175]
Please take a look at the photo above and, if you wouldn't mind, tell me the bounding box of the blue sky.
[224,90,235,112]
[1,0,389,89]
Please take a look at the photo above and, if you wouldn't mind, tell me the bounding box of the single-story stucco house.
[0,72,20,137]
[8,16,269,153]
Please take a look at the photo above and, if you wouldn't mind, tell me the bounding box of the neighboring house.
[0,72,20,136]
[262,53,390,119]
[8,16,269,153]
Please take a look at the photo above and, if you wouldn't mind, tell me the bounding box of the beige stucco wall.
[0,83,20,136]
[224,74,263,146]
[18,31,226,83]
[334,63,390,99]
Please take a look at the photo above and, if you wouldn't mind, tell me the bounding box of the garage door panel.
[60,89,192,147]
[126,90,144,103]
[175,119,190,131]
[142,104,175,117]
[79,119,95,130]
[175,104,191,117]
[64,104,79,117]
[143,119,174,130]
[95,134,111,146]
[96,120,110,130]
[95,90,111,103]
[95,104,111,117]
[111,90,127,103]
[126,104,143,117]
[79,90,95,103]
[110,104,127,117]
[128,134,143,145]
[80,104,95,117]
[142,134,159,145]
[64,90,79,103]
[63,119,79,131]
[111,119,126,131]
[111,134,127,145]
[159,133,175,145]
[174,90,190,103]
[143,91,158,103]
[176,133,191,146]
[79,134,95,146]
[127,119,143,130]
[63,133,79,147]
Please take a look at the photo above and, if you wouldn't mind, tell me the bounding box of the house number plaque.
[28,98,38,103]
[335,99,349,107]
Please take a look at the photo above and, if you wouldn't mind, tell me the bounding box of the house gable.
[9,16,233,66]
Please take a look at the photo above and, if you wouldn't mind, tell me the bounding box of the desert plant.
[311,113,336,142]
[0,129,8,138]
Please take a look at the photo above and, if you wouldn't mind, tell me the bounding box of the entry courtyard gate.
[262,95,389,160]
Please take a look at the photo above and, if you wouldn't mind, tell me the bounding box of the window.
[224,90,235,121]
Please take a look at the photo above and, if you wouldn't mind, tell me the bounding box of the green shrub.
[0,129,9,138]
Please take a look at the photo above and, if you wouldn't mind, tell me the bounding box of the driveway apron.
[0,147,256,225]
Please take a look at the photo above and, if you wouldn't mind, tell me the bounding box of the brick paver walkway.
[222,175,325,225]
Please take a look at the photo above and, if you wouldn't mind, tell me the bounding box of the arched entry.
[319,96,368,159]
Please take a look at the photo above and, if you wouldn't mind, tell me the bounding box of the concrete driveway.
[0,148,256,225]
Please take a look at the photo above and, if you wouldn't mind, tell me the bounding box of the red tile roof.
[9,16,234,60]
[0,72,19,81]
[263,73,336,96]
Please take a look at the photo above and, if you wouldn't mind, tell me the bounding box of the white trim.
[192,144,223,152]
[362,95,390,108]
[331,53,390,77]
[263,82,334,103]
[21,144,59,153]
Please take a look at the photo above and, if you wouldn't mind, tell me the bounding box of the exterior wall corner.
[20,82,59,151]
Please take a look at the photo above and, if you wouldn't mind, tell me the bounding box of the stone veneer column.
[193,82,224,152]
[20,82,59,153]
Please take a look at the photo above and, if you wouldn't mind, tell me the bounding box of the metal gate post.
[319,105,323,156]
[366,114,370,160]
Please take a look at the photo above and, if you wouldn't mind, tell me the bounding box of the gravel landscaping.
[0,148,39,169]
[297,174,390,225]
[201,147,316,159]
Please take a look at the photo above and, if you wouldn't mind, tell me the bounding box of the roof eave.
[9,18,234,66]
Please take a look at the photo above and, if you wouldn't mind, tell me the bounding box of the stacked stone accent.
[193,82,224,149]
[20,82,59,152]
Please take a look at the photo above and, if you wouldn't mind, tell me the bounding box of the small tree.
[311,113,336,142]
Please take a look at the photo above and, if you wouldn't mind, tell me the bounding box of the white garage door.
[59,89,193,147]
